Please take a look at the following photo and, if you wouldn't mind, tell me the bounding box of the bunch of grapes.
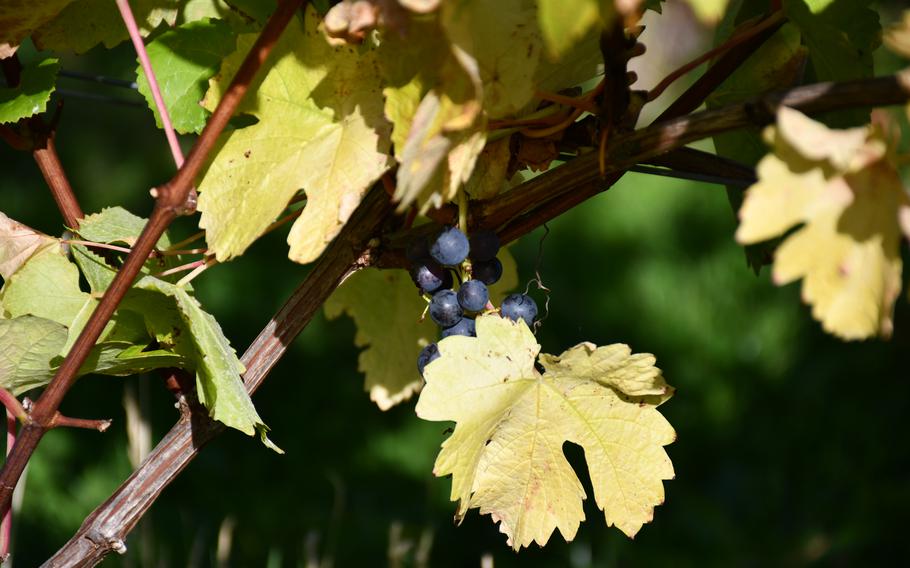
[411,226,538,376]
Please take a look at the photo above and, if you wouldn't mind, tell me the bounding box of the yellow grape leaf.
[736,107,910,340]
[441,0,541,120]
[198,7,391,264]
[324,267,436,410]
[0,0,75,58]
[416,315,675,550]
[885,10,910,58]
[0,212,57,280]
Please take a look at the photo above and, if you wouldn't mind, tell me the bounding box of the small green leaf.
[0,315,68,395]
[0,58,60,125]
[135,277,280,451]
[76,207,171,248]
[136,19,238,135]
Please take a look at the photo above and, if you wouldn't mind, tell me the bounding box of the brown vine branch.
[47,186,394,567]
[49,414,112,433]
[1,56,84,229]
[45,68,910,566]
[0,0,305,519]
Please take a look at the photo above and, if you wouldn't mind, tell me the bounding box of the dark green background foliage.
[3,3,910,566]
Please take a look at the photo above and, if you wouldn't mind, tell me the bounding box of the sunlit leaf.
[198,7,392,264]
[416,315,675,550]
[136,18,238,134]
[736,107,908,340]
[0,212,57,280]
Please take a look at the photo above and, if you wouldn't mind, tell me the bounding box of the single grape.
[469,229,500,262]
[410,261,452,294]
[417,343,440,376]
[457,279,489,312]
[406,236,430,262]
[430,226,470,267]
[472,257,503,285]
[501,293,538,326]
[429,289,463,327]
[441,317,475,338]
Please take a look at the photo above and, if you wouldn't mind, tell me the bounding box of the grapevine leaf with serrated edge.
[198,7,391,264]
[416,315,675,550]
[736,107,909,340]
[134,277,281,452]
[0,316,68,395]
[0,58,60,125]
[135,19,238,135]
[0,211,57,279]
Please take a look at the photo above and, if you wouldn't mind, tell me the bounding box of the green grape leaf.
[198,7,392,264]
[136,19,238,135]
[0,58,60,125]
[32,0,240,54]
[76,207,171,248]
[416,315,675,550]
[464,137,511,200]
[2,245,95,331]
[534,26,602,95]
[134,277,280,451]
[71,244,115,293]
[0,212,57,279]
[0,316,68,395]
[81,343,188,377]
[0,0,75,57]
[325,268,436,410]
[785,0,879,110]
[706,23,806,272]
[736,107,909,340]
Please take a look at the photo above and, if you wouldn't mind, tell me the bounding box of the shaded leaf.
[325,268,436,410]
[0,315,68,395]
[0,58,60,125]
[0,0,75,57]
[416,315,674,550]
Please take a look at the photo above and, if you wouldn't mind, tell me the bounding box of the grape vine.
[0,0,909,564]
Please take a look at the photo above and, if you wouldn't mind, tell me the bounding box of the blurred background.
[2,1,910,566]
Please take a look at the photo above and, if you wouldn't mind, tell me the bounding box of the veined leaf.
[198,7,392,264]
[0,0,75,57]
[0,58,60,125]
[0,316,68,395]
[0,212,57,279]
[136,19,238,135]
[416,315,675,550]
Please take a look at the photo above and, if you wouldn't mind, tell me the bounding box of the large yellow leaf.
[416,314,675,550]
[198,7,391,264]
[736,107,909,340]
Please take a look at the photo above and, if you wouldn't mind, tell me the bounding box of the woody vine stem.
[0,3,908,565]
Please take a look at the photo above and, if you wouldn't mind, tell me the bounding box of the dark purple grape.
[501,293,538,326]
[429,289,463,327]
[469,229,500,262]
[410,261,452,294]
[457,279,488,312]
[406,237,430,262]
[472,257,502,285]
[441,317,475,338]
[417,343,440,376]
[430,226,470,267]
